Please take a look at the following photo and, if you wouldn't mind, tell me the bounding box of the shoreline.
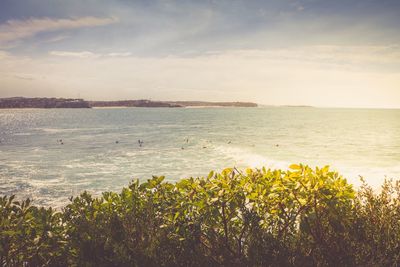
[0,97,258,109]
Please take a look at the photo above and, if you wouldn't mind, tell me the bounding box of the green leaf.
[289,164,301,170]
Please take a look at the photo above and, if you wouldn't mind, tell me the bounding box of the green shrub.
[1,165,399,266]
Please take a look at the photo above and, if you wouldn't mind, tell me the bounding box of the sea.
[0,107,399,207]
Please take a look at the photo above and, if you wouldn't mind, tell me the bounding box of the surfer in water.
[138,139,144,147]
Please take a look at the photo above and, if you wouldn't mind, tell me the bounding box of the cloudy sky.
[0,0,399,108]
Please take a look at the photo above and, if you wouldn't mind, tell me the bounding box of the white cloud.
[107,52,132,57]
[0,16,118,44]
[49,51,100,58]
[43,34,70,43]
[49,51,132,58]
[0,50,10,59]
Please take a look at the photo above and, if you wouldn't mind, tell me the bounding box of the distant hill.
[0,97,90,108]
[89,99,180,108]
[0,97,258,109]
[90,100,257,108]
[167,101,258,107]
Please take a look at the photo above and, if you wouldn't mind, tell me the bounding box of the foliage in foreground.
[1,165,400,266]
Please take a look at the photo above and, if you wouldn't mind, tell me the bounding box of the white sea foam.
[38,127,96,133]
[333,164,400,188]
[39,128,68,133]
[212,144,290,170]
[13,132,32,136]
[213,145,400,188]
[28,176,67,187]
[64,162,111,169]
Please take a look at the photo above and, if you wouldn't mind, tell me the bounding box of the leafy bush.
[1,165,399,266]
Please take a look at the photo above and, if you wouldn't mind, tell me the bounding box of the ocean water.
[0,107,399,207]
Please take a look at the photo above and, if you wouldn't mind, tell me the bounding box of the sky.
[0,0,399,108]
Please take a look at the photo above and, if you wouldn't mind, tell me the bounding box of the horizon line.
[0,96,399,110]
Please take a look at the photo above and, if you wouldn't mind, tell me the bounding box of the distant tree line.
[0,97,258,109]
[0,97,90,108]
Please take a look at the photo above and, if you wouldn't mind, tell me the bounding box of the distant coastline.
[0,97,258,109]
[0,97,91,109]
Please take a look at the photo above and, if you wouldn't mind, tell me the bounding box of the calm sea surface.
[0,107,399,206]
